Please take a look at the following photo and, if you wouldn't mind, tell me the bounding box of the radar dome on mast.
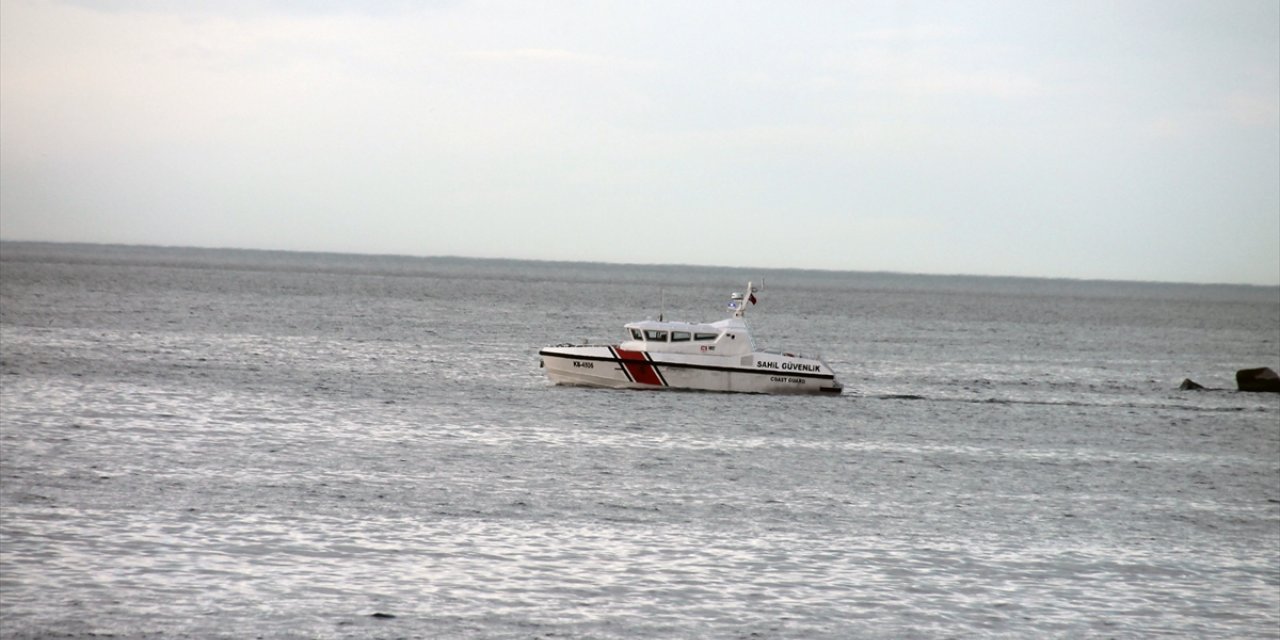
[726,282,759,318]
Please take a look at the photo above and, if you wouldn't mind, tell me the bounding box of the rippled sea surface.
[2,242,1278,639]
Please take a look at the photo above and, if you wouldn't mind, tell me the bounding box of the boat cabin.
[620,318,753,356]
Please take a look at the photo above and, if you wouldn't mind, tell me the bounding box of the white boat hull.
[539,345,843,394]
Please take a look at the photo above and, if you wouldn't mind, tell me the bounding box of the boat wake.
[864,393,1270,413]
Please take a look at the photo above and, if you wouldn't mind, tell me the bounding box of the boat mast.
[728,281,757,319]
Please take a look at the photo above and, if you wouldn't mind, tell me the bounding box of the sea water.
[1,242,1277,639]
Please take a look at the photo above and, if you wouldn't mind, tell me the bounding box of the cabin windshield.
[630,328,643,340]
[644,329,668,342]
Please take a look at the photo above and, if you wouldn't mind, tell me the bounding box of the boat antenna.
[659,286,665,322]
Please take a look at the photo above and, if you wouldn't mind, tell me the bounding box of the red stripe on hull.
[613,347,664,386]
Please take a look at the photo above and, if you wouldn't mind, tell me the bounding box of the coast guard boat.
[539,282,843,394]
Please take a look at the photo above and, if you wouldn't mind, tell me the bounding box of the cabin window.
[644,329,668,341]
[630,329,643,340]
[671,331,691,342]
[694,333,718,341]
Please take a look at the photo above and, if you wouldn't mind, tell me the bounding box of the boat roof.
[623,281,759,335]
[624,317,743,333]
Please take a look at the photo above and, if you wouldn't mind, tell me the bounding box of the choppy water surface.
[2,242,1278,638]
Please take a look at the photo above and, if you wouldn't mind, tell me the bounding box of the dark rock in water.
[1236,367,1280,393]
[1179,378,1206,391]
[370,612,397,619]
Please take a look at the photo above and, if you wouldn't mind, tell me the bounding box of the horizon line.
[2,238,1277,289]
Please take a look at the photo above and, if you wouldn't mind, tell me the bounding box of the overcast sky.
[2,0,1277,284]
